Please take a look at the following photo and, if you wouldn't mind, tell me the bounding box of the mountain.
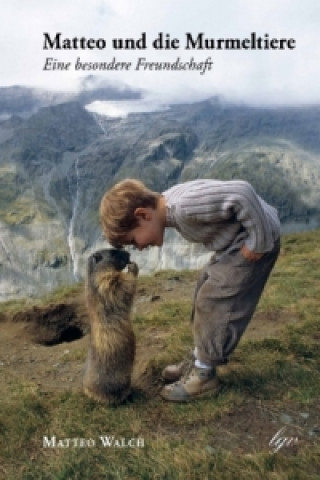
[0,78,142,119]
[0,92,320,300]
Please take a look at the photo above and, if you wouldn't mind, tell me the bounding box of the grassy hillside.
[0,230,320,479]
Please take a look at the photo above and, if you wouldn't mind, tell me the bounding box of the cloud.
[1,0,320,105]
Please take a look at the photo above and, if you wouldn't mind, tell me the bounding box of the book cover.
[0,1,319,479]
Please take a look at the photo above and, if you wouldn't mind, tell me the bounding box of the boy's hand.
[127,262,139,276]
[240,244,264,262]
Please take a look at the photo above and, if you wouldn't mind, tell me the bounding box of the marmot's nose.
[93,252,103,263]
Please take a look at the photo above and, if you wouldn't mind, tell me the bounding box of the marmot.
[83,248,138,405]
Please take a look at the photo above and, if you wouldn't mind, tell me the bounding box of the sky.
[1,0,320,106]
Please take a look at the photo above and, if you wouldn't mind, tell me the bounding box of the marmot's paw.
[128,262,139,276]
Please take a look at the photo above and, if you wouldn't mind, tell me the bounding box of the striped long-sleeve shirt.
[163,179,280,254]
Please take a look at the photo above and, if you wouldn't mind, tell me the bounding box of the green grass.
[0,163,56,225]
[1,230,320,479]
[0,282,83,317]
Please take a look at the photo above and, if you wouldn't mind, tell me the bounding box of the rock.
[280,414,294,424]
[151,295,161,302]
[308,426,320,437]
[168,275,181,281]
[136,295,153,304]
[205,445,218,455]
[299,412,310,420]
[47,255,68,269]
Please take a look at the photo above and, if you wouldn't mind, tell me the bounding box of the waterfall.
[0,236,12,265]
[92,112,108,136]
[67,158,81,281]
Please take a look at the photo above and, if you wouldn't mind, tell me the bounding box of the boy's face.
[122,206,165,250]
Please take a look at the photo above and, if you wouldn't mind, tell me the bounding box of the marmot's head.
[86,249,130,298]
[88,249,130,275]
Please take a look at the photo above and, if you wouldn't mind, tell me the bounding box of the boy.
[100,178,281,402]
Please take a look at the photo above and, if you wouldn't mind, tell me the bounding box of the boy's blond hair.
[99,179,160,247]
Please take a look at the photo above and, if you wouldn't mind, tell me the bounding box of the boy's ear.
[134,207,151,220]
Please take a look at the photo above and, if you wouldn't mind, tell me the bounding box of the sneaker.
[161,349,195,383]
[160,366,220,402]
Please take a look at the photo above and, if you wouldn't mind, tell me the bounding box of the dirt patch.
[10,295,89,345]
[206,399,320,455]
[0,320,88,394]
[0,286,165,398]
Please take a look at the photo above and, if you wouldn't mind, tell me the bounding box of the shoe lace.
[181,355,195,383]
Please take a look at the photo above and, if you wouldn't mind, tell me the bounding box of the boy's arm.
[221,180,278,255]
[180,180,280,255]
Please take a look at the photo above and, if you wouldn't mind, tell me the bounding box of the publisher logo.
[269,427,299,453]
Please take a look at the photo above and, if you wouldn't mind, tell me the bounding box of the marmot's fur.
[83,249,138,405]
